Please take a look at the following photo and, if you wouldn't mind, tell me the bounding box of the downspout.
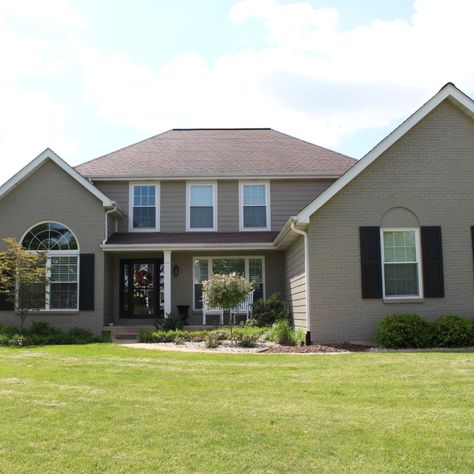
[103,203,117,245]
[290,221,312,345]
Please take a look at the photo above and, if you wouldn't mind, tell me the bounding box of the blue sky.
[0,0,473,183]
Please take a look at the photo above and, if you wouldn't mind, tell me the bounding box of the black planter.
[176,305,190,324]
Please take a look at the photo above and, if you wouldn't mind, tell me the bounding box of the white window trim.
[17,250,80,312]
[192,256,266,311]
[239,181,271,231]
[186,181,218,232]
[128,182,160,232]
[380,228,424,300]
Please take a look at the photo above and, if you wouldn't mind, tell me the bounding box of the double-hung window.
[240,182,270,230]
[381,229,422,298]
[193,257,264,310]
[186,182,217,231]
[129,183,160,231]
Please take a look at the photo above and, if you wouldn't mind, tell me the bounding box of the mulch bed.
[263,343,372,353]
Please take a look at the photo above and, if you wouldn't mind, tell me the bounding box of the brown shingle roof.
[75,128,355,178]
[106,231,279,245]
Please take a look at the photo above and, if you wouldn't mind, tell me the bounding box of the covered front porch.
[102,246,284,328]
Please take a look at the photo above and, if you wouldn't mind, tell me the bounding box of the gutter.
[290,221,312,345]
[103,203,118,245]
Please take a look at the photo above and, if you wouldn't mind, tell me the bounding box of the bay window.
[193,256,264,310]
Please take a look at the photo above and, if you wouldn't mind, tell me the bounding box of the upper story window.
[186,182,217,231]
[129,183,160,232]
[239,181,271,231]
[381,228,422,299]
[21,222,79,311]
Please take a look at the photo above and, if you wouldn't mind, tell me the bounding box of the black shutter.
[79,254,95,311]
[0,291,14,311]
[360,227,382,299]
[421,226,444,298]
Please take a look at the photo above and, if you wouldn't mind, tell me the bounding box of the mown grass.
[0,344,472,473]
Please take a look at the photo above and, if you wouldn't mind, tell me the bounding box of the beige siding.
[307,99,474,343]
[218,181,239,231]
[95,181,129,232]
[283,236,306,329]
[0,160,106,334]
[161,181,186,231]
[271,179,333,230]
[96,179,334,233]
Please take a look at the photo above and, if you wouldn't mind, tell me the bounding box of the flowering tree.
[202,272,253,341]
[0,238,48,330]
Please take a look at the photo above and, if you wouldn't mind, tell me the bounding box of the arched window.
[380,209,422,299]
[21,222,79,311]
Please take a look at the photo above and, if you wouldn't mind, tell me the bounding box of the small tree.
[202,272,253,343]
[0,238,48,330]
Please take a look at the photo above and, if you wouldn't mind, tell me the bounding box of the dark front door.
[120,259,163,319]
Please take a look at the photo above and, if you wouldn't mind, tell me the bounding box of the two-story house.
[0,127,354,338]
[0,83,473,343]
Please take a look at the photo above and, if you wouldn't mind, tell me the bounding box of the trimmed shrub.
[431,314,474,347]
[268,319,297,346]
[251,293,291,327]
[234,325,268,341]
[139,329,186,343]
[375,313,432,348]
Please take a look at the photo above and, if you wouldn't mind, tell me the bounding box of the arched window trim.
[20,222,80,312]
[20,221,80,253]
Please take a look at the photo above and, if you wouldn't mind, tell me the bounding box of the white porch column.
[163,250,172,316]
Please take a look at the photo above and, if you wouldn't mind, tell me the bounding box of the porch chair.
[202,300,224,325]
[230,291,254,324]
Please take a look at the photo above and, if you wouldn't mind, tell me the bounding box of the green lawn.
[0,345,472,473]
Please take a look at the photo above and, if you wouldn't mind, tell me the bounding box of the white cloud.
[73,0,474,157]
[0,0,86,27]
[0,2,82,182]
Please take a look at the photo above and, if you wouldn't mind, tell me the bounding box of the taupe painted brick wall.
[96,179,334,233]
[283,235,306,329]
[308,99,474,343]
[0,160,106,334]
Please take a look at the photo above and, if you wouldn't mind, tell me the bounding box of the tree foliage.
[0,238,48,329]
[202,272,253,311]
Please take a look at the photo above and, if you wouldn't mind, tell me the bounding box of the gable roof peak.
[297,83,474,223]
[0,148,114,207]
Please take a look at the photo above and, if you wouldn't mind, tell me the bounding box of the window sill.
[383,298,424,304]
